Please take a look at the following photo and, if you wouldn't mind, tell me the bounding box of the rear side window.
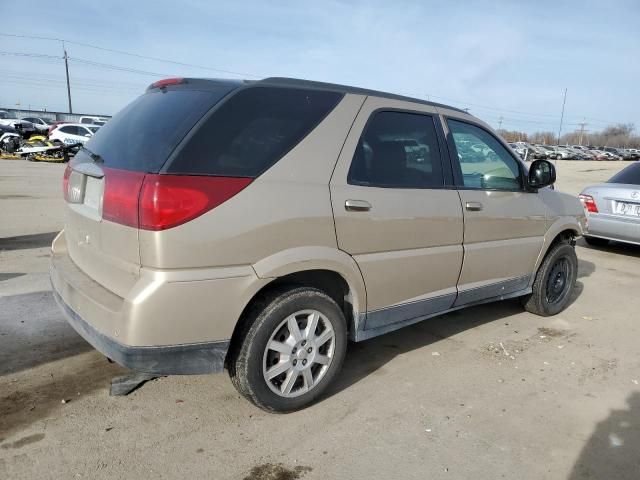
[609,163,640,185]
[167,87,343,177]
[348,111,444,188]
[83,85,236,172]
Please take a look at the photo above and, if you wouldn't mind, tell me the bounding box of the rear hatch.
[63,79,241,297]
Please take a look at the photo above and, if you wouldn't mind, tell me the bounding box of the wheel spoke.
[302,368,314,390]
[314,354,330,365]
[266,360,292,380]
[287,316,303,342]
[281,370,299,395]
[268,340,292,355]
[305,311,319,339]
[315,329,333,347]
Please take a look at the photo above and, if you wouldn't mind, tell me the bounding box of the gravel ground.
[1,159,639,480]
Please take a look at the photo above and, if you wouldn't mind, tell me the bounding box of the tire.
[228,287,348,412]
[522,242,578,317]
[584,236,609,247]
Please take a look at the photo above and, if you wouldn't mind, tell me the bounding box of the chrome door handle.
[345,199,372,212]
[465,201,483,211]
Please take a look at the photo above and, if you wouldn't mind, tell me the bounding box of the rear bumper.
[52,288,229,374]
[50,230,266,374]
[586,213,640,245]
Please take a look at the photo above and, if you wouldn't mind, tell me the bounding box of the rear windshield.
[166,86,343,177]
[608,163,640,185]
[82,85,236,172]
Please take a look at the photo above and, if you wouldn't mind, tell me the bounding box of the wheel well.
[226,270,355,365]
[549,229,578,250]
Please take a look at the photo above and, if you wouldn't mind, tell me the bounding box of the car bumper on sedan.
[586,213,640,246]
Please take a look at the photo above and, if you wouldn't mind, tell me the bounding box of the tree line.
[497,123,639,148]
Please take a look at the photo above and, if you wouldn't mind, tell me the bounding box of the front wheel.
[522,242,578,316]
[228,287,347,412]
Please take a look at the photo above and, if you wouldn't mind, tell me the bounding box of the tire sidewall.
[243,288,347,412]
[537,244,578,315]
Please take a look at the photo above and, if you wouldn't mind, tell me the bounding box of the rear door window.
[166,87,343,177]
[81,84,237,172]
[347,111,444,188]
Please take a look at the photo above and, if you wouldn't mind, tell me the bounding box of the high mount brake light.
[150,78,185,89]
[579,194,598,213]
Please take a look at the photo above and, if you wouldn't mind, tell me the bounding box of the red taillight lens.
[138,174,252,231]
[579,194,598,213]
[102,168,146,228]
[63,164,72,201]
[150,77,184,89]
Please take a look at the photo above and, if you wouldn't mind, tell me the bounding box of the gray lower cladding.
[52,289,229,375]
[354,275,532,342]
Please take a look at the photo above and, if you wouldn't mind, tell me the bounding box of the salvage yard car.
[50,77,586,412]
[49,123,100,145]
[580,161,640,247]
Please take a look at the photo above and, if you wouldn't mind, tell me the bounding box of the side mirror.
[528,159,556,189]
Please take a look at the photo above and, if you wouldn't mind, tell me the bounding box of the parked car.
[588,149,610,161]
[79,116,109,126]
[538,145,560,159]
[604,147,633,161]
[602,151,622,161]
[508,142,527,159]
[580,161,640,246]
[21,116,52,133]
[0,110,37,138]
[50,77,585,412]
[49,123,100,145]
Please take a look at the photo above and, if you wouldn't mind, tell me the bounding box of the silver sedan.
[580,162,640,246]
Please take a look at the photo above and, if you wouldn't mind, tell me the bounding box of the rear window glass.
[608,163,640,185]
[82,85,236,172]
[166,86,343,177]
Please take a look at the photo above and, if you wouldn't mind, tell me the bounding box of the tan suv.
[51,77,586,411]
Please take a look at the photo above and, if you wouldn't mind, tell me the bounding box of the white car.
[79,116,109,126]
[49,123,100,145]
[21,117,52,133]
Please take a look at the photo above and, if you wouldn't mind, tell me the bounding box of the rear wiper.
[80,145,104,163]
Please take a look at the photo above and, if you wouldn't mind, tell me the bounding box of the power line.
[0,32,261,78]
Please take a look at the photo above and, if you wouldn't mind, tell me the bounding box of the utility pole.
[557,88,567,146]
[62,41,73,114]
[497,116,503,130]
[577,119,588,146]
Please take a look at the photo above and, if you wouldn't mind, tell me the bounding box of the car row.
[508,141,640,161]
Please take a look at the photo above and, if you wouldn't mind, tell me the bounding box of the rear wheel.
[228,287,347,412]
[584,236,609,247]
[522,242,577,316]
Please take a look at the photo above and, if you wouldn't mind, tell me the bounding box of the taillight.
[63,164,72,201]
[579,194,598,213]
[102,168,146,228]
[139,175,252,231]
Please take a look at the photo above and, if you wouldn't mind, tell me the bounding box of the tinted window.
[609,163,640,185]
[80,118,92,124]
[448,119,521,190]
[167,87,342,177]
[59,126,78,135]
[80,85,236,172]
[348,111,443,188]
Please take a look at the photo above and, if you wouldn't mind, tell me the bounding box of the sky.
[1,0,639,134]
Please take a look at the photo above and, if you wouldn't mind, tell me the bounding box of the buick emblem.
[68,184,82,203]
